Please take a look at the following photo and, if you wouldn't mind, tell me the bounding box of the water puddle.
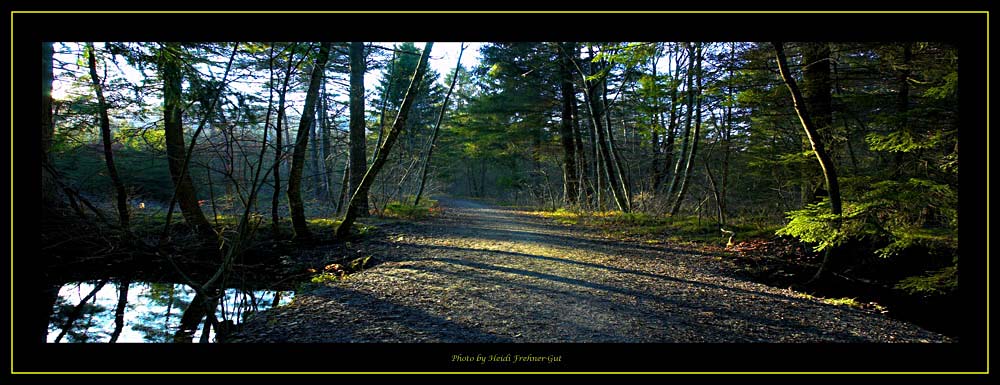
[47,281,294,343]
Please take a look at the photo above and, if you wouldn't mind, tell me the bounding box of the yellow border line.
[986,10,991,376]
[8,9,14,378]
[8,371,991,375]
[6,10,992,14]
[10,9,989,376]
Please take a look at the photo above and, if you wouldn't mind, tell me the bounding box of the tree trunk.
[669,43,703,216]
[42,42,62,214]
[774,42,843,281]
[347,42,370,217]
[160,43,216,241]
[309,97,322,198]
[336,160,350,215]
[649,45,663,190]
[336,43,433,239]
[665,43,695,209]
[287,42,332,240]
[271,44,298,237]
[372,50,396,164]
[893,42,912,177]
[580,46,629,212]
[657,44,682,192]
[603,78,632,210]
[557,42,579,206]
[415,43,465,207]
[320,81,334,201]
[799,42,833,205]
[108,279,130,343]
[87,43,131,232]
[571,80,590,204]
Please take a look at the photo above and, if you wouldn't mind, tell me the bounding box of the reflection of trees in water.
[48,281,292,343]
[49,296,108,343]
[135,283,190,342]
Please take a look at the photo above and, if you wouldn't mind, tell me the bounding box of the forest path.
[232,197,947,343]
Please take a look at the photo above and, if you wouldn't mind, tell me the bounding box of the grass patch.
[534,208,580,225]
[382,198,440,220]
[307,218,343,231]
[790,293,888,313]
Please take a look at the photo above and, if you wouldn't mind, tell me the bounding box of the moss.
[383,198,440,220]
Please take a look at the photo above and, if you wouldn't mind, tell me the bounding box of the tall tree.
[287,42,332,240]
[665,43,696,210]
[658,44,684,192]
[41,42,59,211]
[773,42,843,281]
[336,43,433,239]
[86,43,130,231]
[577,45,629,212]
[309,96,322,198]
[159,43,217,241]
[415,43,465,207]
[271,43,300,237]
[347,42,370,216]
[38,40,61,345]
[320,81,334,200]
[669,42,703,216]
[557,42,580,205]
[893,42,913,177]
[800,42,833,204]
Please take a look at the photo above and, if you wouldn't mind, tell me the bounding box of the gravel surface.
[229,197,949,343]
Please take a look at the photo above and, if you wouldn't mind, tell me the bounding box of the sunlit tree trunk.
[602,75,631,211]
[160,43,216,241]
[336,43,433,239]
[799,42,833,205]
[658,44,682,192]
[774,42,843,281]
[580,45,629,212]
[287,42,332,240]
[665,43,695,210]
[669,43,703,216]
[415,43,464,207]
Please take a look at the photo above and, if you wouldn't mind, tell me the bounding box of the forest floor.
[228,197,949,343]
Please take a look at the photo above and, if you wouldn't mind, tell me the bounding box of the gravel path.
[229,198,949,343]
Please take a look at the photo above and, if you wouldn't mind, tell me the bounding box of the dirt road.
[231,198,947,343]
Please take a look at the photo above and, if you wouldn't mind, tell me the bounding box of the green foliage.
[309,272,342,284]
[116,126,166,152]
[307,218,342,231]
[895,265,958,295]
[775,201,843,253]
[854,178,957,258]
[866,130,952,153]
[923,71,958,100]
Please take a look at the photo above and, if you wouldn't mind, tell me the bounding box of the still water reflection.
[47,281,294,343]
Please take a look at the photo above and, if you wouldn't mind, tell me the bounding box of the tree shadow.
[407,258,870,342]
[236,287,513,343]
